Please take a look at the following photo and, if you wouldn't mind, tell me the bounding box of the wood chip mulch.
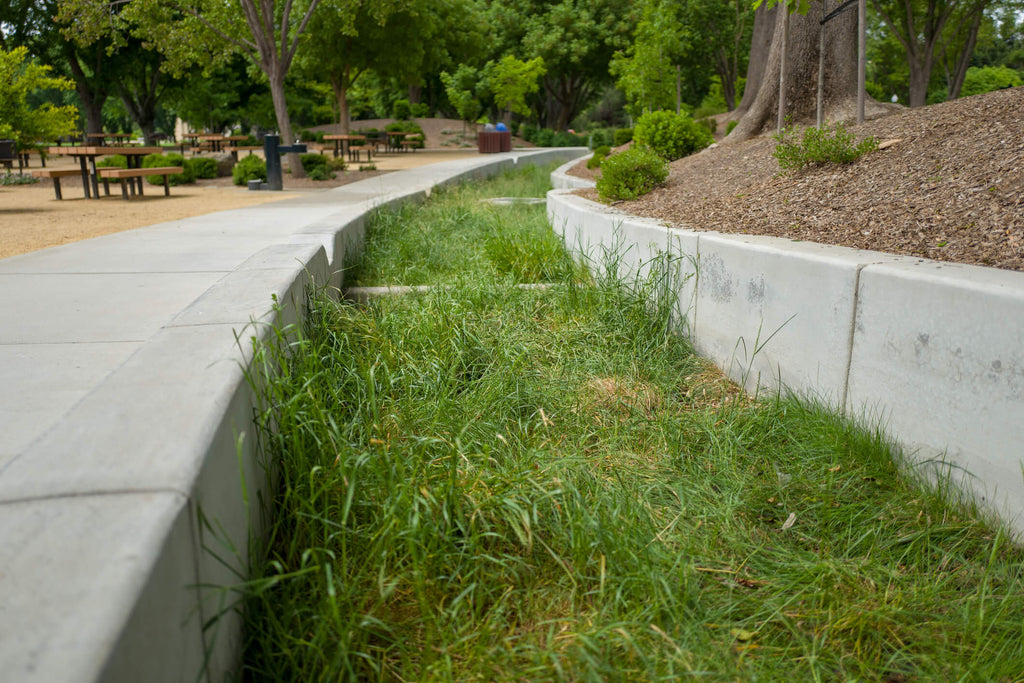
[572,87,1024,272]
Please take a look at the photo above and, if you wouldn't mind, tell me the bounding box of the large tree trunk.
[331,69,352,135]
[268,68,306,179]
[942,7,983,100]
[731,3,777,121]
[726,1,894,142]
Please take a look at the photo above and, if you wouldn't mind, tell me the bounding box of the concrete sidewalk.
[0,149,586,683]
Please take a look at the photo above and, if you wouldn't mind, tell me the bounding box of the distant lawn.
[241,165,1024,681]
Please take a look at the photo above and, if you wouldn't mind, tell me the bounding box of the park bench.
[32,168,83,200]
[224,145,262,162]
[97,166,183,200]
[400,140,420,152]
[347,144,374,162]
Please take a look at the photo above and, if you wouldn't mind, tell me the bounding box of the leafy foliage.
[232,153,267,185]
[188,156,219,179]
[440,64,485,128]
[483,54,546,118]
[0,172,39,186]
[772,123,879,170]
[0,46,79,147]
[960,65,1023,97]
[596,144,669,201]
[634,110,713,161]
[587,145,612,169]
[613,128,634,146]
[142,152,194,185]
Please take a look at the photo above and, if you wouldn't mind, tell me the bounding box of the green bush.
[232,154,267,185]
[300,153,327,175]
[142,152,194,185]
[613,128,634,146]
[589,128,613,148]
[534,128,554,147]
[392,99,412,120]
[411,102,430,118]
[96,155,128,169]
[587,145,612,170]
[961,66,1023,98]
[327,156,347,171]
[520,124,537,142]
[595,145,668,202]
[187,156,218,179]
[772,123,878,171]
[1,172,39,185]
[298,129,317,142]
[307,165,334,181]
[634,110,713,161]
[726,120,739,136]
[552,131,587,147]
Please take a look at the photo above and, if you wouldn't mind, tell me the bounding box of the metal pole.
[817,1,826,128]
[777,10,789,134]
[858,0,866,124]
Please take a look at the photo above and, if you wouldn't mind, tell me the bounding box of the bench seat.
[347,144,374,162]
[32,168,85,200]
[98,166,183,200]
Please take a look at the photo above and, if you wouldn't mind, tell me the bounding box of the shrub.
[587,145,612,170]
[392,99,412,120]
[589,128,613,148]
[633,110,713,161]
[300,153,327,175]
[613,128,633,146]
[298,129,317,142]
[697,117,717,135]
[961,66,1023,98]
[187,156,218,179]
[595,145,668,202]
[142,152,194,185]
[307,165,334,181]
[410,102,430,118]
[520,124,537,142]
[726,120,739,135]
[232,154,267,185]
[327,157,347,171]
[534,128,554,147]
[553,131,587,147]
[96,155,128,169]
[772,123,878,171]
[1,172,39,185]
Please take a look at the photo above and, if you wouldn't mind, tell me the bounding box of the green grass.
[241,166,1024,681]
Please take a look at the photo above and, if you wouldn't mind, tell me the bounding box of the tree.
[726,0,894,142]
[483,55,546,125]
[732,2,778,119]
[122,0,323,177]
[295,0,404,134]
[0,0,113,136]
[870,0,999,106]
[493,0,636,129]
[0,46,79,147]
[440,64,485,133]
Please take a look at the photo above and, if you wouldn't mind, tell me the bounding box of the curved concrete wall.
[548,187,1024,538]
[0,148,585,683]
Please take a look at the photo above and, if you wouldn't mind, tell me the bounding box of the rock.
[212,152,235,177]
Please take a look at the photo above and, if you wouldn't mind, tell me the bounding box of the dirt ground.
[0,148,481,260]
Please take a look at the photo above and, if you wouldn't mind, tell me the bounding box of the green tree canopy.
[0,46,79,147]
[483,55,546,123]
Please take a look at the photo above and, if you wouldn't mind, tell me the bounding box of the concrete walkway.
[0,149,585,683]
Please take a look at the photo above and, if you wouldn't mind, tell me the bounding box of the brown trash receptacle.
[478,131,511,153]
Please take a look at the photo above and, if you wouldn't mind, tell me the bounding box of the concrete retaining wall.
[548,188,1024,537]
[0,148,585,683]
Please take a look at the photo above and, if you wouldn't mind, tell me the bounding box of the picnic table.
[385,130,413,153]
[44,146,162,199]
[85,133,134,146]
[323,134,365,159]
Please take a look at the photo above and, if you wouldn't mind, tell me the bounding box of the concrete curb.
[0,148,586,683]
[551,155,595,190]
[547,188,1024,538]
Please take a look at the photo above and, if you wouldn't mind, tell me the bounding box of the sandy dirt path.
[0,149,482,260]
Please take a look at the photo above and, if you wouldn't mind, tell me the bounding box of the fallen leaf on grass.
[781,512,797,530]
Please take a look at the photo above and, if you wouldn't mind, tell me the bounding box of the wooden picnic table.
[323,134,365,159]
[385,130,414,153]
[46,146,162,199]
[85,133,133,146]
